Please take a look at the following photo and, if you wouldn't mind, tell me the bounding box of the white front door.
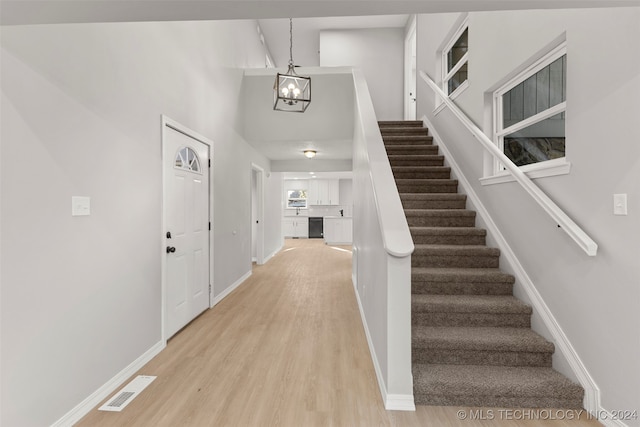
[163,125,210,339]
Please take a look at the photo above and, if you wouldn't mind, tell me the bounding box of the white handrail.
[353,68,414,258]
[419,70,598,256]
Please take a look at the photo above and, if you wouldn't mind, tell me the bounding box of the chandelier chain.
[289,18,293,66]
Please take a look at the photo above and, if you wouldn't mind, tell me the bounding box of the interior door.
[164,126,210,339]
[404,16,417,120]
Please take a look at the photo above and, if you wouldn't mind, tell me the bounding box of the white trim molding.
[52,341,165,427]
[352,279,416,412]
[212,270,252,307]
[481,157,571,186]
[262,242,283,266]
[422,114,601,414]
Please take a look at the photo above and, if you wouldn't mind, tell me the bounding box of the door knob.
[166,246,176,253]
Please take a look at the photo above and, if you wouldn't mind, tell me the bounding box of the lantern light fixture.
[273,19,311,113]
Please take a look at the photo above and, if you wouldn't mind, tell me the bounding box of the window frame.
[285,189,308,209]
[174,146,202,174]
[442,20,469,99]
[491,42,568,177]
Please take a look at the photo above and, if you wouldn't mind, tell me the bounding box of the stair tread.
[396,178,457,183]
[405,209,475,216]
[410,227,486,235]
[392,166,451,171]
[411,267,515,283]
[414,244,500,254]
[385,144,436,148]
[413,327,553,352]
[413,295,532,314]
[400,193,466,200]
[388,154,444,158]
[413,364,582,398]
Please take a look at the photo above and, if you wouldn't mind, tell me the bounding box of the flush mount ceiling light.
[304,150,316,158]
[273,18,311,113]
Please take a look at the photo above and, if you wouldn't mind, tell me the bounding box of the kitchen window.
[286,190,307,209]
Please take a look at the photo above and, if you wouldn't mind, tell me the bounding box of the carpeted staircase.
[379,120,584,409]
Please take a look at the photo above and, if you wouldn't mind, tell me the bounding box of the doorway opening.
[251,163,265,266]
[404,15,417,120]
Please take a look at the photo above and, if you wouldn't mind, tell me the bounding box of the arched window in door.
[174,147,201,173]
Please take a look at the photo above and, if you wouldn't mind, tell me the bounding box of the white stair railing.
[420,70,597,256]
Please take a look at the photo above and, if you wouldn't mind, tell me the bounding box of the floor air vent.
[99,375,156,412]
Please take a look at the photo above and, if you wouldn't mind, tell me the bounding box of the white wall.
[1,19,278,426]
[320,28,404,121]
[264,172,284,260]
[417,8,640,423]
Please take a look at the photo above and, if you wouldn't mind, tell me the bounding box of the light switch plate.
[72,196,91,216]
[613,194,627,216]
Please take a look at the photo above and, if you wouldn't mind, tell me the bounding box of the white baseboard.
[212,270,252,307]
[52,340,165,427]
[352,279,415,411]
[421,114,601,413]
[598,410,632,427]
[262,243,283,265]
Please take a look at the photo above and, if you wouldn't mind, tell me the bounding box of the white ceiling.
[242,68,354,163]
[2,0,635,26]
[258,15,410,67]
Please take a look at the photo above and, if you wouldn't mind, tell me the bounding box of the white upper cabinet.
[308,179,340,206]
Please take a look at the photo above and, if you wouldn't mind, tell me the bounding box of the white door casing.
[162,117,212,340]
[404,15,417,120]
[251,163,265,265]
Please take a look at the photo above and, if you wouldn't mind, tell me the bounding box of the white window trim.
[285,189,308,209]
[490,42,567,179]
[434,80,469,115]
[480,157,571,186]
[442,19,469,96]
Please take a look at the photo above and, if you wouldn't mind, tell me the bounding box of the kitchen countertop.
[323,216,352,219]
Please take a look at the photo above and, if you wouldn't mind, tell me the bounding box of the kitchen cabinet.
[283,217,308,238]
[323,217,352,244]
[308,179,339,206]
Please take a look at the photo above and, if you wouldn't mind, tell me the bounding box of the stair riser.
[412,255,499,268]
[383,138,433,145]
[386,147,439,156]
[389,157,444,167]
[412,281,514,296]
[413,394,583,409]
[411,348,551,367]
[380,127,429,135]
[402,200,466,209]
[379,121,423,127]
[411,234,486,245]
[397,183,458,193]
[381,133,430,139]
[412,312,531,328]
[407,216,475,227]
[393,171,451,179]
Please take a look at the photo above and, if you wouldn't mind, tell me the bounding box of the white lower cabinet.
[283,217,309,238]
[323,217,352,244]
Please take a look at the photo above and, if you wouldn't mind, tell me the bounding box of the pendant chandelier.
[273,18,311,113]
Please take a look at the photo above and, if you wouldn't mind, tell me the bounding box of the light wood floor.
[78,239,601,426]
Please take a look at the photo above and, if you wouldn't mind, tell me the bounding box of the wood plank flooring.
[77,239,601,427]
